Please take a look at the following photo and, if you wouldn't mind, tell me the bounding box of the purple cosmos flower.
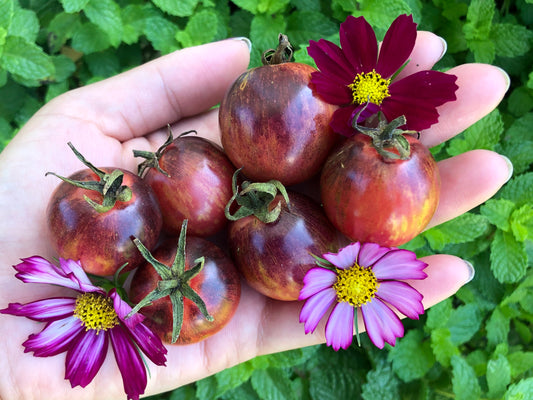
[308,14,458,136]
[0,256,167,400]
[299,242,427,350]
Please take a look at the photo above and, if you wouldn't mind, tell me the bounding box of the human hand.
[0,33,511,399]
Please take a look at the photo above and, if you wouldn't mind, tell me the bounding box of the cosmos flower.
[0,256,167,400]
[299,242,427,349]
[308,14,458,136]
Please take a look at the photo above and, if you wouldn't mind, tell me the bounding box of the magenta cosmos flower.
[308,14,458,136]
[299,242,427,350]
[0,256,167,400]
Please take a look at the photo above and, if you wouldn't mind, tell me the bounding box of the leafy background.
[1,0,532,399]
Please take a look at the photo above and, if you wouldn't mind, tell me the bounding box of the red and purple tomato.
[320,134,440,247]
[129,236,241,345]
[46,168,162,276]
[228,191,342,301]
[219,62,338,186]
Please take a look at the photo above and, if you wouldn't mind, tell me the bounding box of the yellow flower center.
[348,69,391,105]
[333,263,379,307]
[74,293,119,333]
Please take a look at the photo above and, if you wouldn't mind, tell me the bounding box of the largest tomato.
[320,133,440,247]
[218,35,338,186]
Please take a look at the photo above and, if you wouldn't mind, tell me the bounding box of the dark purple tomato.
[46,168,162,276]
[129,236,241,345]
[142,135,235,237]
[219,62,338,186]
[320,133,440,247]
[228,191,342,301]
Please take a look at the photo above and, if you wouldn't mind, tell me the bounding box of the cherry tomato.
[46,167,162,276]
[228,191,341,301]
[320,133,440,247]
[129,236,241,345]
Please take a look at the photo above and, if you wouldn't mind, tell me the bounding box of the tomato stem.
[261,33,293,65]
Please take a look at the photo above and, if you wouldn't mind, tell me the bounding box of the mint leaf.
[231,0,290,15]
[447,109,503,156]
[84,0,123,47]
[361,361,400,400]
[249,14,287,67]
[480,199,516,231]
[261,346,319,369]
[0,36,54,81]
[48,12,81,53]
[0,0,14,30]
[464,0,494,40]
[152,0,199,17]
[425,298,452,330]
[507,351,533,379]
[510,204,533,242]
[490,230,529,283]
[487,354,512,399]
[143,15,179,54]
[71,22,111,53]
[451,355,482,400]
[176,9,220,48]
[501,141,533,175]
[388,330,435,382]
[486,306,510,349]
[504,377,533,400]
[59,0,90,13]
[250,368,297,400]
[51,54,76,82]
[309,362,361,400]
[352,0,413,31]
[430,327,459,367]
[286,11,338,45]
[8,8,39,43]
[499,172,533,207]
[491,23,532,58]
[447,304,483,345]
[85,50,119,78]
[423,213,490,251]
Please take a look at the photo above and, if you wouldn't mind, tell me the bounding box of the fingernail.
[437,36,448,61]
[494,66,511,93]
[464,260,475,284]
[233,37,252,53]
[501,154,514,182]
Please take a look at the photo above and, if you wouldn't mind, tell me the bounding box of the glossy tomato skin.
[228,191,342,301]
[129,236,241,345]
[46,168,162,276]
[320,134,440,247]
[219,62,338,186]
[143,136,235,236]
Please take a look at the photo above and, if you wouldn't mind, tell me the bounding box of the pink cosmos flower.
[0,256,167,400]
[308,14,458,136]
[299,242,427,350]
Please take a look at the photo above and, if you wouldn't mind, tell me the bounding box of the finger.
[43,39,251,142]
[420,64,510,148]
[427,149,512,229]
[396,31,447,79]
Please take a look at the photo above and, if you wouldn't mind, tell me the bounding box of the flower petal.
[110,325,148,400]
[372,249,428,281]
[308,39,355,84]
[299,287,337,334]
[299,267,337,300]
[323,242,360,270]
[60,258,102,293]
[361,298,404,348]
[357,242,392,267]
[376,14,417,78]
[383,70,458,131]
[0,297,76,321]
[325,301,354,351]
[23,316,84,357]
[329,106,359,137]
[339,15,378,74]
[65,329,108,388]
[310,71,353,105]
[377,281,424,320]
[110,289,144,329]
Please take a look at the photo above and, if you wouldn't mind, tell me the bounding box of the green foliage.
[1,0,532,399]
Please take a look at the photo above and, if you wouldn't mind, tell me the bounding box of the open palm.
[0,36,511,399]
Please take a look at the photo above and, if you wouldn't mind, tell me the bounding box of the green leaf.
[447,109,503,156]
[447,303,483,345]
[51,54,76,82]
[507,351,533,379]
[59,0,90,13]
[260,346,319,369]
[486,354,512,399]
[423,213,490,251]
[352,0,414,31]
[176,9,220,48]
[0,0,14,30]
[152,0,199,17]
[0,36,55,81]
[286,11,338,45]
[250,368,297,400]
[504,377,533,400]
[213,362,255,398]
[490,230,529,283]
[430,327,459,367]
[143,15,179,54]
[361,361,400,400]
[249,14,287,67]
[425,297,452,330]
[388,330,435,382]
[491,23,532,58]
[291,0,321,11]
[499,172,533,207]
[480,199,516,231]
[510,204,533,242]
[85,50,120,78]
[45,80,69,103]
[231,0,290,14]
[309,362,361,400]
[463,0,494,40]
[71,22,111,54]
[486,306,510,349]
[451,355,482,400]
[8,8,39,43]
[47,12,82,53]
[84,0,123,47]
[501,141,533,175]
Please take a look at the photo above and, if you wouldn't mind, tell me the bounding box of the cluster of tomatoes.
[45,37,439,346]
